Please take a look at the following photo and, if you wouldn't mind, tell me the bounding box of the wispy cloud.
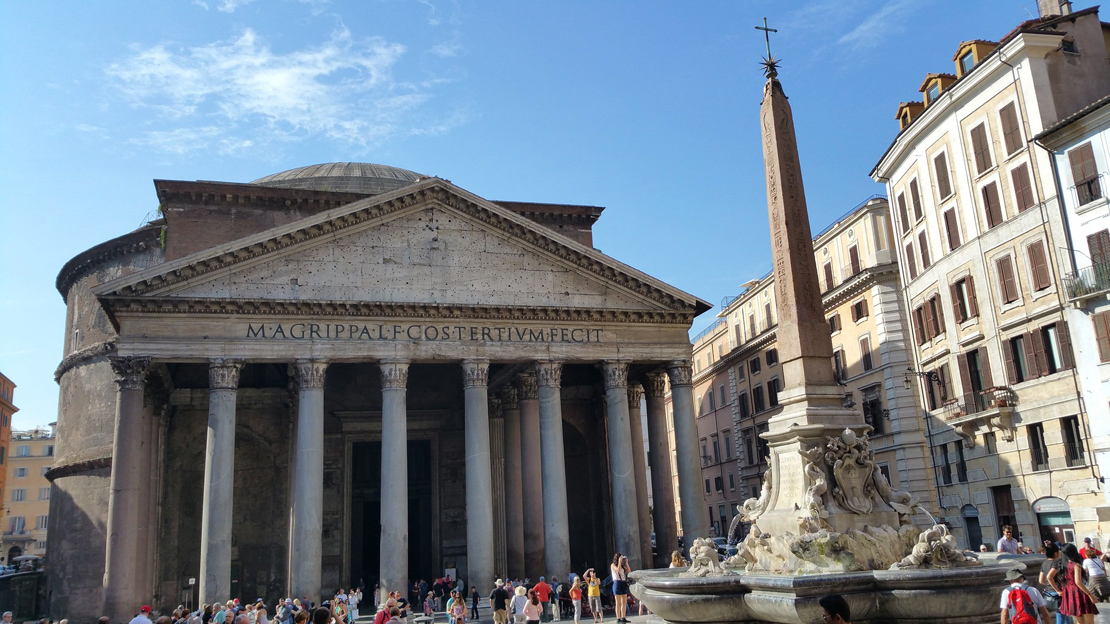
[106,27,459,154]
[837,0,921,53]
[217,0,256,11]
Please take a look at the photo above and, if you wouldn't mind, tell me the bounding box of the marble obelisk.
[747,69,901,538]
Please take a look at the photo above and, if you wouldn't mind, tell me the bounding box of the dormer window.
[959,52,975,74]
[926,84,940,104]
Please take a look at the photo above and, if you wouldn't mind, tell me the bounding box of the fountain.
[630,36,1040,624]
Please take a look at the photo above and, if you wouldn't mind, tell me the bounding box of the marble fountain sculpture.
[629,56,1040,624]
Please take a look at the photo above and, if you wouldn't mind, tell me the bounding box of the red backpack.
[1008,585,1039,624]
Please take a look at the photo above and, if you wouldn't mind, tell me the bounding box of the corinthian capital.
[499,386,519,407]
[666,360,693,388]
[643,371,668,398]
[514,371,538,400]
[488,394,503,419]
[380,359,410,390]
[462,359,490,388]
[601,361,628,390]
[535,360,563,388]
[209,359,245,390]
[109,356,151,391]
[627,383,644,409]
[294,359,328,389]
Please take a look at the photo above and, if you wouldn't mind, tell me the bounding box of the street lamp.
[903,367,940,391]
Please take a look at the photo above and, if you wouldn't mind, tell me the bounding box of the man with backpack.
[1001,568,1052,624]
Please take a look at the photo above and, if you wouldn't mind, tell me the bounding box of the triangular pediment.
[94,179,709,320]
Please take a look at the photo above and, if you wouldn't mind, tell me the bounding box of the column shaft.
[489,396,508,576]
[200,359,243,604]
[290,360,328,602]
[102,356,152,622]
[379,359,410,602]
[603,362,641,570]
[668,361,711,545]
[463,360,496,594]
[516,372,546,577]
[501,387,526,578]
[626,384,653,568]
[537,361,570,578]
[644,372,678,568]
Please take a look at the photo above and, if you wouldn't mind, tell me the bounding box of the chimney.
[1037,0,1073,16]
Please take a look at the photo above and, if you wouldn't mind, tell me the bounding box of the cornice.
[56,224,162,303]
[821,263,901,309]
[694,329,778,384]
[55,339,118,382]
[155,179,367,209]
[99,296,696,325]
[45,455,112,482]
[94,179,709,315]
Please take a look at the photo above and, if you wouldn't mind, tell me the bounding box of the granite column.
[289,359,328,602]
[379,359,410,601]
[627,383,653,568]
[537,360,570,577]
[643,371,678,568]
[200,358,244,604]
[603,361,642,570]
[463,359,496,594]
[500,387,526,578]
[516,371,546,577]
[667,361,711,545]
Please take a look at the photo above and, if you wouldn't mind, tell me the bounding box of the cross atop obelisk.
[755,17,780,78]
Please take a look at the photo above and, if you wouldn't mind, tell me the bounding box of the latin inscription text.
[245,323,603,343]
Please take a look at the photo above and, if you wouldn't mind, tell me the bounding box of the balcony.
[1064,262,1110,301]
[941,387,1016,448]
[1065,442,1087,468]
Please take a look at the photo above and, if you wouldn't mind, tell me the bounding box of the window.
[956,444,968,483]
[833,349,847,382]
[708,390,716,411]
[849,245,861,275]
[913,295,946,344]
[851,298,869,322]
[12,488,25,502]
[897,193,910,234]
[959,52,975,74]
[757,423,770,460]
[0,446,5,465]
[43,445,53,457]
[753,385,766,412]
[749,314,757,338]
[719,385,727,407]
[1062,38,1079,54]
[14,467,26,478]
[714,476,724,493]
[926,83,940,103]
[750,357,761,375]
[744,429,756,465]
[728,473,736,490]
[824,261,835,291]
[1042,321,1073,372]
[928,295,945,337]
[935,153,953,199]
[951,276,980,322]
[8,516,25,534]
[829,314,841,333]
[35,515,48,530]
[982,182,1004,228]
[736,363,745,380]
[943,209,961,250]
[926,364,951,410]
[768,377,781,407]
[905,242,918,279]
[711,435,720,463]
[985,431,998,455]
[860,336,874,371]
[723,429,732,459]
[764,302,773,330]
[16,446,30,457]
[996,256,1020,304]
[970,123,993,174]
[766,349,778,366]
[999,103,1022,156]
[910,179,924,221]
[919,231,931,269]
[1029,424,1049,471]
[38,487,49,501]
[704,478,711,494]
[1027,240,1051,291]
[1069,142,1101,205]
[1011,165,1035,212]
[1062,416,1086,467]
[1094,311,1110,363]
[1005,334,1030,383]
[739,392,750,418]
[937,443,952,485]
[862,386,884,435]
[1089,230,1110,266]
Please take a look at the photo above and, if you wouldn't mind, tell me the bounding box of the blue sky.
[0,0,1053,429]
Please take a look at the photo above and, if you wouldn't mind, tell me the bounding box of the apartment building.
[681,198,936,539]
[0,374,15,523]
[0,425,56,562]
[870,4,1110,549]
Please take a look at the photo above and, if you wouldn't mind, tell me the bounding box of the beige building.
[0,372,16,540]
[678,198,937,539]
[0,424,55,562]
[871,4,1110,549]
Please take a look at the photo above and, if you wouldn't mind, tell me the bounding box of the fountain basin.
[631,554,1043,624]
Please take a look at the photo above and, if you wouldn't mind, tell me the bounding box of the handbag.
[1043,589,1061,612]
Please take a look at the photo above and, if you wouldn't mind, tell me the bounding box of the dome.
[251,162,426,195]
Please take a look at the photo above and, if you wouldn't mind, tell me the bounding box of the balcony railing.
[1071,174,1104,206]
[1064,262,1110,300]
[1065,443,1086,468]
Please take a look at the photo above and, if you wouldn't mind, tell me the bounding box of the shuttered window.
[929,295,945,336]
[982,182,1004,228]
[860,336,874,371]
[943,209,961,250]
[1088,230,1110,266]
[849,245,861,275]
[1069,142,1101,205]
[897,193,910,234]
[913,306,927,345]
[905,242,918,279]
[910,179,923,221]
[996,256,1019,304]
[1011,164,1035,212]
[1027,240,1051,291]
[1094,312,1110,363]
[823,261,835,292]
[999,103,1022,155]
[971,124,993,174]
[934,152,952,199]
[919,231,931,269]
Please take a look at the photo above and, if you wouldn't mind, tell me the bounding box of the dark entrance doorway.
[350,440,434,589]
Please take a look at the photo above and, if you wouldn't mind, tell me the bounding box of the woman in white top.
[1084,549,1110,601]
[510,585,529,624]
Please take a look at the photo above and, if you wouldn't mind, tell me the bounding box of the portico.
[53,165,711,622]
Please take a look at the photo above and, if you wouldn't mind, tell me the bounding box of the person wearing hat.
[490,579,510,624]
[128,606,154,624]
[532,577,551,623]
[1000,568,1051,624]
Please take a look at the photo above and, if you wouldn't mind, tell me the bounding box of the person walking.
[584,570,602,624]
[471,586,481,621]
[532,577,551,623]
[510,586,529,624]
[1000,568,1051,624]
[1057,544,1100,624]
[522,591,542,624]
[1084,549,1110,602]
[610,554,631,624]
[450,592,467,624]
[489,580,510,624]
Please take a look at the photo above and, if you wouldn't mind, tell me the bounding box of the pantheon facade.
[49,163,711,622]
